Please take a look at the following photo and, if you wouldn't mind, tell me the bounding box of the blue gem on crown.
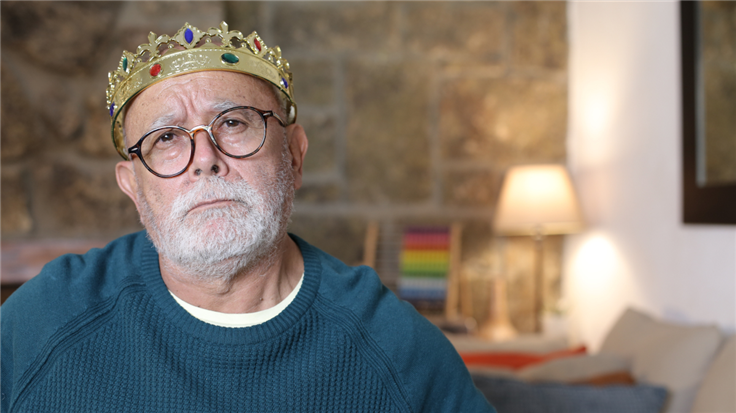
[184,28,194,44]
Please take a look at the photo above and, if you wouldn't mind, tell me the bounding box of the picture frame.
[681,1,736,224]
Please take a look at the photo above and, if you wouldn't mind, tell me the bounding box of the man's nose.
[188,127,228,178]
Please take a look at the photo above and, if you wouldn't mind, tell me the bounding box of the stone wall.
[1,1,568,332]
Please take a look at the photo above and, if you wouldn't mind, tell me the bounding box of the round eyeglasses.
[127,106,287,178]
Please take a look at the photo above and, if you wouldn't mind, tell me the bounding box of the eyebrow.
[211,100,240,113]
[148,114,178,131]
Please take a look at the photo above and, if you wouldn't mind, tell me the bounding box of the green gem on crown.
[221,53,239,64]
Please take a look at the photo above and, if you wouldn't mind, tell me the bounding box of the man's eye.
[225,119,245,128]
[160,133,176,142]
[153,132,180,146]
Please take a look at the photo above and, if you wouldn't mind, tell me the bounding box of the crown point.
[150,63,162,77]
[184,28,194,44]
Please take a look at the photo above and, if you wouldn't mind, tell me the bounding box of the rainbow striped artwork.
[399,227,450,309]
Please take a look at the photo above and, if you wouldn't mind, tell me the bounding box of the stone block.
[345,59,432,203]
[1,2,121,75]
[81,95,119,159]
[289,58,335,107]
[272,2,399,53]
[294,183,340,203]
[116,2,224,33]
[18,71,86,147]
[440,77,567,167]
[40,82,83,143]
[1,167,32,236]
[459,220,495,269]
[33,162,141,237]
[225,2,267,39]
[0,63,41,161]
[403,2,505,61]
[288,214,367,266]
[443,169,502,208]
[510,2,567,70]
[300,113,336,174]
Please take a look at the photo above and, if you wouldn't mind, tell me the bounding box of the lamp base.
[477,278,518,341]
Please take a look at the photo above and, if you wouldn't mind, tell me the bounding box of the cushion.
[570,371,635,386]
[631,321,722,413]
[598,307,724,413]
[690,334,736,413]
[517,353,630,383]
[599,307,658,360]
[471,375,668,413]
[460,345,586,370]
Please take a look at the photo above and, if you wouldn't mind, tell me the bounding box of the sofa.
[456,308,735,413]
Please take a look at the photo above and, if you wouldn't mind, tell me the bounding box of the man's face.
[115,71,307,280]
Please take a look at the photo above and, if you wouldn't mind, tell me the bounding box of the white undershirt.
[170,274,304,328]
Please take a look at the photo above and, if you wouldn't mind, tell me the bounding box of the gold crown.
[106,21,296,160]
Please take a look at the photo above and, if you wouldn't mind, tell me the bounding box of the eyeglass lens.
[139,107,266,176]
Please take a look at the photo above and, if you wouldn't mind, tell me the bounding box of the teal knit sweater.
[1,232,495,412]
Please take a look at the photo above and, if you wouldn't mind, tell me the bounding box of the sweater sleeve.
[313,249,496,413]
[0,232,145,412]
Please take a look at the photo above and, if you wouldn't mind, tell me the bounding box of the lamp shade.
[494,164,584,236]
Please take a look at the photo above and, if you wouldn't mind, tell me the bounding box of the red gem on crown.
[150,63,162,77]
[254,39,262,52]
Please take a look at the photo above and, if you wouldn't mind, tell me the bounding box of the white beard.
[137,152,294,283]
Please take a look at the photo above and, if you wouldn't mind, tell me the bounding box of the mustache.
[169,177,260,220]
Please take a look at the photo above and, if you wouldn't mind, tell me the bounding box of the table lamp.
[494,164,584,332]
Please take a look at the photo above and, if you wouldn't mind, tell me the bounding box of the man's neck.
[159,236,304,313]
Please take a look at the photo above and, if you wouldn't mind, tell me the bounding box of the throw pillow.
[472,375,668,413]
[517,353,630,383]
[631,319,722,413]
[689,334,735,413]
[599,307,657,360]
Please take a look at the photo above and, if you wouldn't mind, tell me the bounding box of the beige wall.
[565,1,736,349]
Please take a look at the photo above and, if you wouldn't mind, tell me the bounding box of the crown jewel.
[106,21,296,160]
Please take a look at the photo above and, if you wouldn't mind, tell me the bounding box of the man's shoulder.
[293,234,495,412]
[1,231,150,352]
[293,234,412,321]
[4,231,147,312]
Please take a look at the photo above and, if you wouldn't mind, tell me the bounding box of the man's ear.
[116,160,141,211]
[285,123,308,190]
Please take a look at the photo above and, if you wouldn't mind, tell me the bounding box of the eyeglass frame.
[127,106,287,178]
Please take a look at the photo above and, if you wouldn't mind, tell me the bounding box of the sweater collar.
[138,231,322,345]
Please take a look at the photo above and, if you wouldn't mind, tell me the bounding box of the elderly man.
[1,22,495,412]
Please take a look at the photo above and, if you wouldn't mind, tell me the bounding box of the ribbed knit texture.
[2,232,495,413]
